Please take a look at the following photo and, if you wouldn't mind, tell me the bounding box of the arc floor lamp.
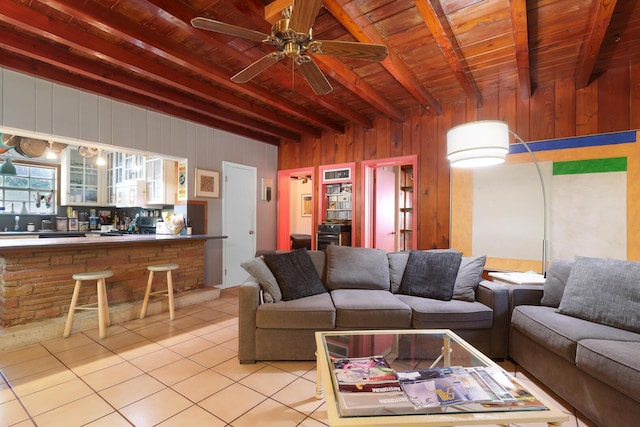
[446,120,549,276]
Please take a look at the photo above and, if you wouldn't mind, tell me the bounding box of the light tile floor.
[0,287,598,427]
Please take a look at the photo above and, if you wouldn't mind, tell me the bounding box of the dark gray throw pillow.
[557,256,640,333]
[540,259,574,307]
[397,250,462,300]
[263,248,327,301]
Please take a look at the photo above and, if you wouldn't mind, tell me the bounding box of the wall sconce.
[261,178,273,202]
[447,120,549,275]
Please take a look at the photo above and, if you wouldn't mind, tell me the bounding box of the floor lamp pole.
[510,130,549,276]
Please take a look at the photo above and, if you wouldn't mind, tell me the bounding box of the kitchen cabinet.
[60,147,108,205]
[144,158,176,205]
[108,152,145,206]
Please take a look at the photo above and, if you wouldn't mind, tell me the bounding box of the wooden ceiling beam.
[575,0,618,89]
[173,0,373,129]
[324,0,443,115]
[35,0,327,137]
[0,29,301,141]
[314,55,405,123]
[511,0,532,99]
[413,0,483,108]
[0,49,280,145]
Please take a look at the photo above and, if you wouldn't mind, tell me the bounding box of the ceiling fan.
[191,0,389,95]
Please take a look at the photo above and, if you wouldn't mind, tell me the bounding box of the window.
[1,161,58,213]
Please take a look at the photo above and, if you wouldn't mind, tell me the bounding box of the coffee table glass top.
[315,329,568,426]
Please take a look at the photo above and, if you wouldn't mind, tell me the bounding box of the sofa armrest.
[238,281,261,364]
[508,285,544,308]
[476,280,510,359]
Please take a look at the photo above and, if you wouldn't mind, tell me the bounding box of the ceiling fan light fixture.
[284,42,300,58]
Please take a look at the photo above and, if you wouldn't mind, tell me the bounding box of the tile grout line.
[0,369,37,426]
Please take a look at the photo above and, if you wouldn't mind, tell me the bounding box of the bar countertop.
[0,233,227,250]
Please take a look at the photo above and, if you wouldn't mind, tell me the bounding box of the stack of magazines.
[331,355,547,412]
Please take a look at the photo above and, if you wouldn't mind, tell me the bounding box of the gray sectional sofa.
[509,257,640,427]
[238,246,510,364]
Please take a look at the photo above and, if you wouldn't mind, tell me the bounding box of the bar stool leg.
[99,278,111,326]
[167,270,175,321]
[140,270,155,319]
[63,279,82,338]
[96,278,106,339]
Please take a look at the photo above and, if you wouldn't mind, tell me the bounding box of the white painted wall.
[0,67,278,285]
[289,179,313,234]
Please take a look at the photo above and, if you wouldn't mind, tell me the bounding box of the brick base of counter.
[0,239,206,327]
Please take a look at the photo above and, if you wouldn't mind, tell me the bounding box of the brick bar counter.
[0,234,226,327]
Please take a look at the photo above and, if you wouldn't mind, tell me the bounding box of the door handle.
[249,230,255,234]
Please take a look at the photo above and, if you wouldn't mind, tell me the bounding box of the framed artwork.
[195,168,220,198]
[302,194,312,216]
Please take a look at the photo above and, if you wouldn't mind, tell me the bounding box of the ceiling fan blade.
[231,52,285,83]
[308,40,389,62]
[296,55,333,95]
[191,17,268,43]
[289,0,324,35]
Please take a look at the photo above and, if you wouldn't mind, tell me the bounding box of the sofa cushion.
[540,260,573,308]
[263,248,327,301]
[326,246,390,291]
[241,257,282,303]
[557,256,640,333]
[388,252,410,293]
[576,339,640,403]
[453,255,486,302]
[395,294,493,329]
[511,305,640,363]
[256,292,336,329]
[330,289,412,328]
[397,250,462,300]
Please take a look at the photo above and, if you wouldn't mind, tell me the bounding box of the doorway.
[276,167,315,250]
[362,155,417,251]
[222,161,257,287]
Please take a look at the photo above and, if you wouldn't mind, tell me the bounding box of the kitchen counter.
[0,234,227,328]
[0,233,227,250]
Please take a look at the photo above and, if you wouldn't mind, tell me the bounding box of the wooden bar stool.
[63,270,114,339]
[140,263,179,320]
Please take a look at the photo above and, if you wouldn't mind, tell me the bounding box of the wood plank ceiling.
[0,0,637,145]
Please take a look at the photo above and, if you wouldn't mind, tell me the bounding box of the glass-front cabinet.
[145,158,176,205]
[108,152,145,206]
[61,147,105,205]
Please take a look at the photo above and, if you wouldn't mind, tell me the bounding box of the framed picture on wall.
[302,194,312,216]
[195,168,220,198]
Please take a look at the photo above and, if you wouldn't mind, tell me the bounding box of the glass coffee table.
[315,329,568,426]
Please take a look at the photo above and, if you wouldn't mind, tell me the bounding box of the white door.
[374,168,397,251]
[222,161,257,287]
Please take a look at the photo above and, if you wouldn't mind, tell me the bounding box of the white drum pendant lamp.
[446,120,509,168]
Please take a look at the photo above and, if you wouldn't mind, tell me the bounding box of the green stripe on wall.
[553,157,627,175]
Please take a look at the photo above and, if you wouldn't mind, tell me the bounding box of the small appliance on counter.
[134,216,157,234]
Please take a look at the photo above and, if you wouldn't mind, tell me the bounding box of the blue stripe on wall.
[509,131,636,154]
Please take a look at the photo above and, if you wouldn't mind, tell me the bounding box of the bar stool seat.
[63,270,114,339]
[140,263,179,320]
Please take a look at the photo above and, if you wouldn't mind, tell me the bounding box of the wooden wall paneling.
[632,65,640,130]
[343,124,355,163]
[277,138,298,170]
[351,123,365,162]
[320,132,334,165]
[598,67,630,133]
[575,79,599,135]
[419,112,439,249]
[515,86,530,141]
[499,90,517,131]
[375,116,392,159]
[363,125,377,159]
[554,78,576,138]
[478,95,499,120]
[529,82,555,141]
[436,111,452,249]
[389,119,403,158]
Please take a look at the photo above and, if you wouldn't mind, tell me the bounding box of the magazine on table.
[331,355,410,410]
[396,367,471,408]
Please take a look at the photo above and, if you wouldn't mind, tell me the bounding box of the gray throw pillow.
[557,256,640,333]
[397,250,462,300]
[452,255,486,302]
[263,248,327,301]
[540,260,574,307]
[388,252,410,293]
[240,257,281,303]
[325,245,390,290]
